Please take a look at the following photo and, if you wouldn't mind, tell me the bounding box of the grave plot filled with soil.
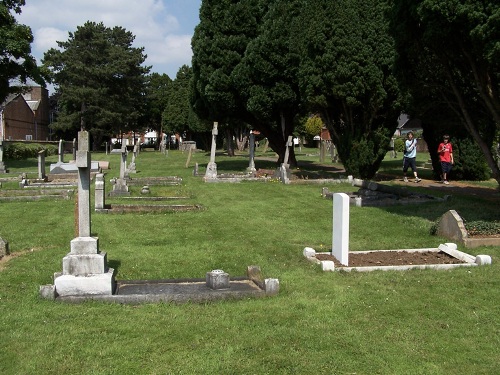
[315,250,466,267]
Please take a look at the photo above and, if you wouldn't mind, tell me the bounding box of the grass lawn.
[0,147,499,374]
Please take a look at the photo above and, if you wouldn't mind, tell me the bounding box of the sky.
[17,0,202,80]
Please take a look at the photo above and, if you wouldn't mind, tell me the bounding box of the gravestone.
[0,237,9,259]
[38,150,46,180]
[72,138,77,161]
[58,139,64,163]
[53,131,115,296]
[332,193,349,266]
[128,144,138,173]
[95,173,105,210]
[109,145,130,196]
[278,135,293,184]
[247,130,256,173]
[0,140,7,173]
[205,122,218,179]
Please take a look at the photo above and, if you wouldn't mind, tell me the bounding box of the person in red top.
[437,134,454,184]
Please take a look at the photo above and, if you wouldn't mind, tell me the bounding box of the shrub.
[450,137,491,181]
[4,142,58,160]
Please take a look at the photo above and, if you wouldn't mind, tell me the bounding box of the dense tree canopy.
[390,0,500,185]
[0,0,44,103]
[298,0,403,178]
[192,0,403,175]
[42,21,150,147]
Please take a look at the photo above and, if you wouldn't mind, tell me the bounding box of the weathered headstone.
[58,139,64,163]
[205,122,218,179]
[247,130,256,173]
[128,144,138,173]
[95,173,105,210]
[332,193,349,266]
[278,135,293,184]
[0,140,6,173]
[109,145,130,196]
[72,138,77,161]
[0,237,9,259]
[52,131,115,297]
[38,150,46,180]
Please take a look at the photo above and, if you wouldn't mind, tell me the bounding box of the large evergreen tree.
[298,0,403,179]
[42,21,150,147]
[191,0,264,156]
[390,0,500,185]
[232,0,302,166]
[0,0,44,104]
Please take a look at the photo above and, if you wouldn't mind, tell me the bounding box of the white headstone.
[332,193,349,266]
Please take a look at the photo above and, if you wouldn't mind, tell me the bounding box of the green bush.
[4,142,58,160]
[451,137,491,181]
[394,137,405,153]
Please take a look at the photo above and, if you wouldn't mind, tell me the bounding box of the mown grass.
[0,147,499,374]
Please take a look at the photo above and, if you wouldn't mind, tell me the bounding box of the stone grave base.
[304,243,492,272]
[41,266,279,304]
[127,176,182,186]
[52,269,116,296]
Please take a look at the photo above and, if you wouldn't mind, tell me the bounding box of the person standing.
[437,134,454,184]
[403,131,421,183]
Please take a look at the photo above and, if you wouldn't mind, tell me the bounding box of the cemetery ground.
[0,147,499,374]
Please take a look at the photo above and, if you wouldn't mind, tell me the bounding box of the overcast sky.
[17,0,202,80]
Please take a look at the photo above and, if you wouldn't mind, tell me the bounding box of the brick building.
[0,87,50,140]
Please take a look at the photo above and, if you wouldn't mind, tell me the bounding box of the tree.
[191,0,264,156]
[142,72,172,148]
[298,0,404,179]
[42,21,150,148]
[390,0,500,185]
[232,0,303,166]
[0,0,44,104]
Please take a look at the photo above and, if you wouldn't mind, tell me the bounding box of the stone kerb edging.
[303,243,492,272]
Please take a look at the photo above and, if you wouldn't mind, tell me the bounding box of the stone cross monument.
[53,131,115,297]
[278,135,293,184]
[205,122,218,179]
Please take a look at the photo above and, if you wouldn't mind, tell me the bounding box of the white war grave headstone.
[332,193,349,266]
[205,122,218,179]
[53,131,115,296]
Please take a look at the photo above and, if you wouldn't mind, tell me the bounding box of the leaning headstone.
[0,237,9,259]
[332,193,349,266]
[0,140,7,173]
[52,131,115,297]
[38,150,47,180]
[205,122,218,179]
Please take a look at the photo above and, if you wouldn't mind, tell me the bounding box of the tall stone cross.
[205,122,218,179]
[210,122,218,163]
[283,135,293,168]
[120,145,127,180]
[76,131,91,237]
[247,130,256,172]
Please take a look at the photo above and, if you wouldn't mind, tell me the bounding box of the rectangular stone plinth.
[70,236,99,254]
[62,252,108,276]
[54,268,115,296]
